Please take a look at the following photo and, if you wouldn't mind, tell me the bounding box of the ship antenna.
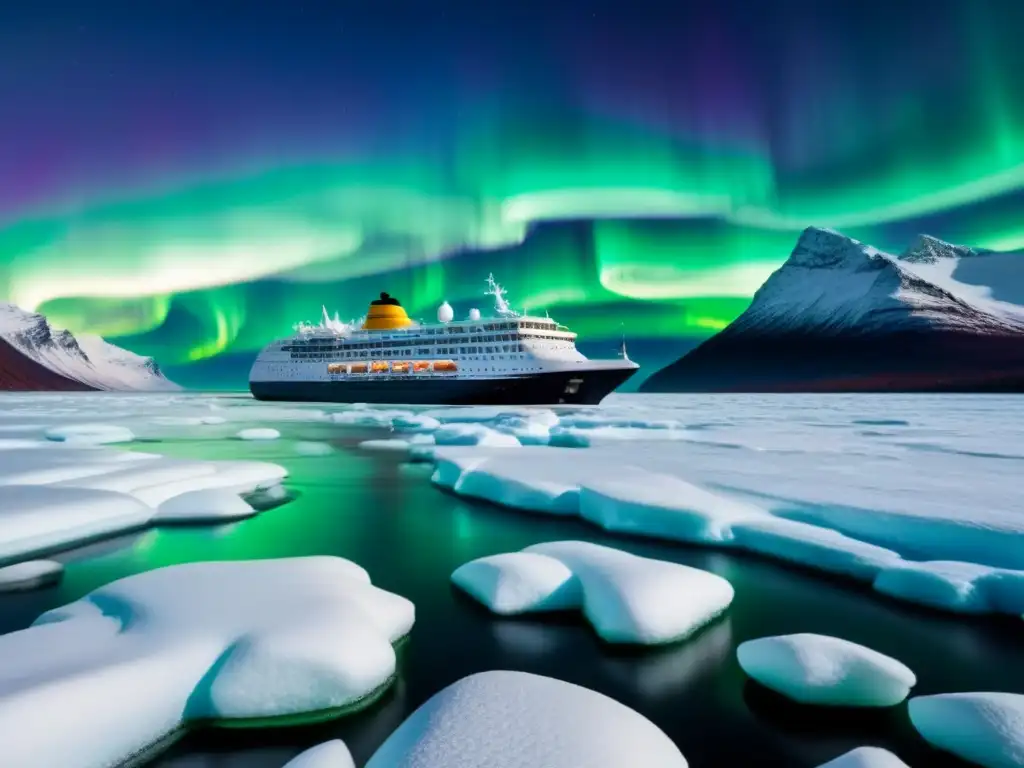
[485,273,519,318]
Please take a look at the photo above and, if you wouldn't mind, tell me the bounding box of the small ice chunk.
[816,747,910,768]
[154,490,256,523]
[433,423,521,448]
[364,671,688,768]
[294,441,334,456]
[391,414,441,433]
[909,692,1024,768]
[283,740,356,768]
[0,560,64,592]
[451,553,580,615]
[737,634,916,707]
[236,428,281,441]
[358,439,411,452]
[455,541,733,645]
[44,424,134,445]
[331,409,411,428]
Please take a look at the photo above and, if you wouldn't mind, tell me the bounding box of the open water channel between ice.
[0,392,1022,767]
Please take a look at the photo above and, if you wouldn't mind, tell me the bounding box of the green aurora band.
[3,95,1024,386]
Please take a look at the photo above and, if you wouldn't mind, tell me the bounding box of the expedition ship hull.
[250,366,637,405]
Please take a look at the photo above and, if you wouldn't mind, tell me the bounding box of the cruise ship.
[249,276,639,405]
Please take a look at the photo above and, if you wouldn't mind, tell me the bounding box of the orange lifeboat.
[392,361,410,373]
[370,361,390,373]
[349,363,368,374]
[432,360,458,373]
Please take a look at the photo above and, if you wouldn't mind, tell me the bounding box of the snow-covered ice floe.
[452,541,733,645]
[909,692,1024,768]
[816,747,910,768]
[0,442,286,563]
[363,671,688,768]
[419,395,1024,618]
[737,634,916,707]
[236,427,281,441]
[0,556,414,768]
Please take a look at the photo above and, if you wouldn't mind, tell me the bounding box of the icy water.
[0,394,1022,767]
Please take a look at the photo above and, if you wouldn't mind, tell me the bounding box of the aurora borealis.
[2,0,1024,387]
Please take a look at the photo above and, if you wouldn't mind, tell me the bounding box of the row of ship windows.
[328,360,459,374]
[292,343,530,359]
[284,333,568,352]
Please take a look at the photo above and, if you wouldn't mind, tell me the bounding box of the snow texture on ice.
[453,541,733,644]
[909,692,1024,768]
[364,670,688,768]
[0,556,414,768]
[737,633,916,707]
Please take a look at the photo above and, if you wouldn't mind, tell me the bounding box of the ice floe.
[909,692,1024,768]
[816,747,911,768]
[236,427,281,441]
[391,413,441,433]
[0,556,414,768]
[363,671,688,768]
[425,437,1024,618]
[358,438,413,452]
[453,541,733,644]
[432,423,521,447]
[737,634,916,707]
[0,559,63,591]
[284,740,356,768]
[0,438,286,562]
[44,423,135,444]
[154,489,257,523]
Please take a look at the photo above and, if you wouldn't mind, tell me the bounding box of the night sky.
[2,0,1023,387]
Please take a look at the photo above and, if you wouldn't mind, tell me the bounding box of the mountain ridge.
[0,303,178,392]
[641,228,1024,393]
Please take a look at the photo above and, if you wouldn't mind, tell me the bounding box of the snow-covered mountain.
[0,304,178,392]
[642,227,1024,393]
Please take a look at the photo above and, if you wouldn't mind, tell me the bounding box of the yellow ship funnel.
[362,292,412,331]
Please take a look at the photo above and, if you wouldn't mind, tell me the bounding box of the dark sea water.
[2,420,1021,768]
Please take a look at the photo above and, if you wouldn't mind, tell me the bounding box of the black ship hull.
[250,367,637,405]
